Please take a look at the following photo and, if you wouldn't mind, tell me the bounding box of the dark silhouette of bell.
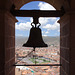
[23,27,48,48]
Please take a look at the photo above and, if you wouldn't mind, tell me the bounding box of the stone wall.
[59,14,70,75]
[0,10,17,75]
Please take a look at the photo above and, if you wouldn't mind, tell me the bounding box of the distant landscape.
[15,36,60,75]
[15,36,60,47]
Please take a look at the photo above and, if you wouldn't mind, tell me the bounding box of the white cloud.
[38,2,56,10]
[54,33,59,36]
[42,30,49,37]
[42,31,49,34]
[45,31,49,34]
[16,34,23,36]
[39,17,58,26]
[42,21,60,30]
[42,31,44,34]
[30,18,33,22]
[43,34,48,37]
[58,29,60,32]
[39,17,49,25]
[50,17,58,22]
[15,22,31,31]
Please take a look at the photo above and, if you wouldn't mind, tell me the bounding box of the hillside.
[15,36,60,47]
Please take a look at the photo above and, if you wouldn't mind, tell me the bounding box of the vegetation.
[43,59,50,62]
[29,58,39,63]
[29,58,50,64]
[23,52,26,54]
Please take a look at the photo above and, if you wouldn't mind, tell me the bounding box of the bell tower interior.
[0,0,75,75]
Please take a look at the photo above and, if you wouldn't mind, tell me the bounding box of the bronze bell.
[23,17,48,48]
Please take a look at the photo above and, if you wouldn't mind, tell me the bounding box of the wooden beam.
[11,10,65,17]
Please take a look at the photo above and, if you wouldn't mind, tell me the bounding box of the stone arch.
[13,0,64,10]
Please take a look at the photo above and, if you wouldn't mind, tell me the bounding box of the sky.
[15,1,60,37]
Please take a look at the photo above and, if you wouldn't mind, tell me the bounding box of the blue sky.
[15,1,60,37]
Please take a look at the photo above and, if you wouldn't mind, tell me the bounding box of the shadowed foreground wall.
[0,10,17,75]
[59,14,70,75]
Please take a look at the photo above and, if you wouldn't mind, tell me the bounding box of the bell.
[23,27,48,48]
[23,17,48,48]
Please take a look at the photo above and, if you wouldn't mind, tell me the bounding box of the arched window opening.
[15,1,60,75]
